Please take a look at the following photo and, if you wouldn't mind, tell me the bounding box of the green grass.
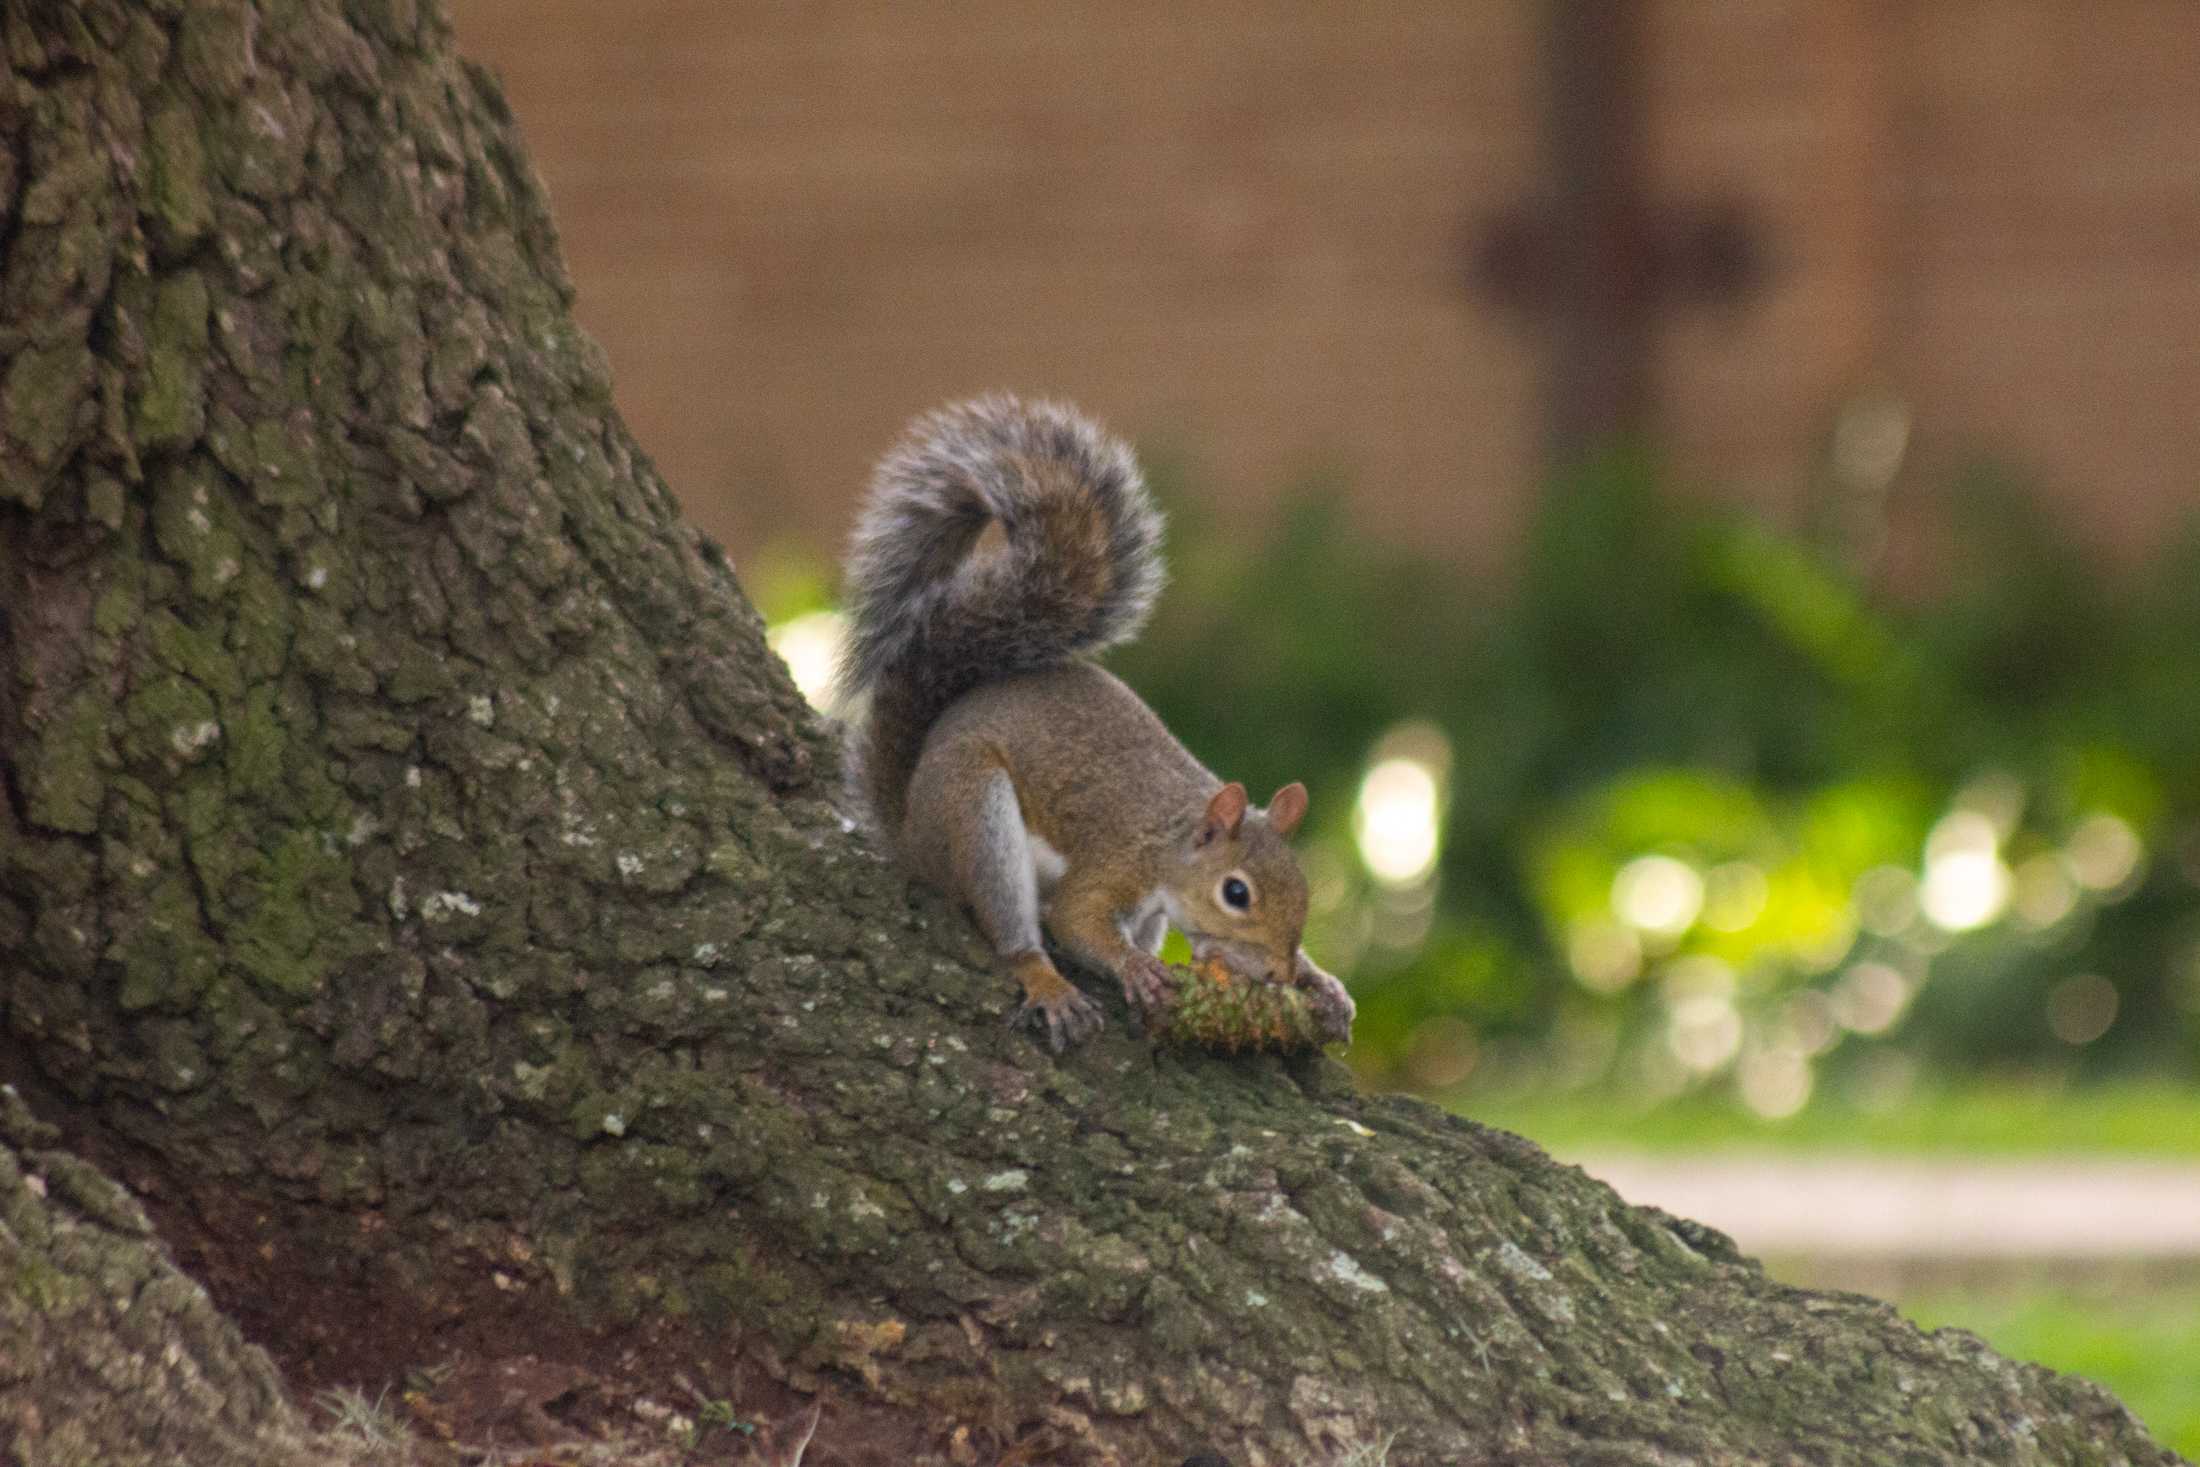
[1901,1282,2200,1460]
[1463,1079,2200,1158]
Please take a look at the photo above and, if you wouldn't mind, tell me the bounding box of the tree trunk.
[0,3,2182,1464]
[0,1089,319,1466]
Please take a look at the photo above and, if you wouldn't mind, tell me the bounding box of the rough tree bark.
[0,1088,318,1464]
[0,3,2183,1465]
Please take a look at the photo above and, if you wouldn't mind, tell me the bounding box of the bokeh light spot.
[1738,1048,1812,1119]
[1832,961,1910,1035]
[1920,852,2008,931]
[2045,974,2119,1045]
[1955,770,2027,839]
[1402,1015,1480,1091]
[765,609,848,710]
[1920,811,2008,931]
[2066,813,2143,892]
[1666,993,1742,1073]
[1779,990,1839,1056]
[1567,919,1643,994]
[1830,392,1911,491]
[1355,757,1442,887]
[1612,854,1704,937]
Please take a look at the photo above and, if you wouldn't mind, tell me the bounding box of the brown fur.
[836,397,1334,1048]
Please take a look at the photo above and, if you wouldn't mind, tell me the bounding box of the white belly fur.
[1027,831,1068,893]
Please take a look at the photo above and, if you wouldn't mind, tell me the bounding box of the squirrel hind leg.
[915,757,1102,1049]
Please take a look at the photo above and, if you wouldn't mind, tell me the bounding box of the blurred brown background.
[449,0,2200,572]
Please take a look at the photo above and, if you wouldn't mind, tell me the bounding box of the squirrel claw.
[1012,987,1104,1052]
[1121,953,1176,1014]
[1294,954,1356,1045]
[1309,982,1354,1046]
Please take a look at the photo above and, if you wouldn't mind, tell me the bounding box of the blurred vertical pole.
[1541,0,1652,463]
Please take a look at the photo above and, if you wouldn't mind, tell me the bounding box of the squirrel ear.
[1197,782,1249,846]
[1267,781,1308,837]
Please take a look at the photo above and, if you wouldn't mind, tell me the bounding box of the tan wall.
[1885,4,2200,563]
[450,0,2200,574]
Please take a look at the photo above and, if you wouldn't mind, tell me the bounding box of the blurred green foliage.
[1107,450,2200,1112]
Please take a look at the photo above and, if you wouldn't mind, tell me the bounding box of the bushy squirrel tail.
[836,395,1165,837]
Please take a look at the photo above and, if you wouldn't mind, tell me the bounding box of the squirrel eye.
[1220,875,1252,911]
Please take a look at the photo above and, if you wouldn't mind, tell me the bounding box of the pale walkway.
[1578,1153,2200,1259]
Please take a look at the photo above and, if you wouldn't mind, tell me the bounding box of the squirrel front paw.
[1012,988,1103,1052]
[1294,953,1356,1046]
[1120,952,1178,1014]
[1008,952,1104,1052]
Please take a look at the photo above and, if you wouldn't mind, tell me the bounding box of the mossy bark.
[0,4,2184,1465]
[0,1089,317,1467]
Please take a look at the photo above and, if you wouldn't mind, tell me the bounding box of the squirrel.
[835,395,1354,1050]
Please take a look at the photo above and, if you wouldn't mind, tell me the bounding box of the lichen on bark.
[0,2,2187,1465]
